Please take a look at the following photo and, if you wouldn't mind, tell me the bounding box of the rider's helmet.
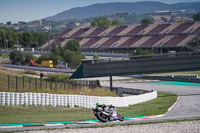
[96,102,101,106]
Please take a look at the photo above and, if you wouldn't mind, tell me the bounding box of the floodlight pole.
[3,31,5,51]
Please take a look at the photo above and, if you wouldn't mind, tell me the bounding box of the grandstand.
[41,22,200,53]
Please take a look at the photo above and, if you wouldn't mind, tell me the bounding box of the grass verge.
[0,92,177,124]
[0,67,116,96]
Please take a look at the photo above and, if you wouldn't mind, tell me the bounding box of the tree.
[49,46,62,65]
[91,17,111,27]
[177,18,184,23]
[51,44,61,56]
[24,53,34,64]
[30,42,39,48]
[33,32,48,46]
[93,54,99,60]
[69,52,82,68]
[193,12,200,21]
[21,31,34,47]
[9,50,24,64]
[37,53,50,64]
[62,49,81,68]
[141,18,153,24]
[129,48,153,56]
[111,20,120,26]
[65,39,80,53]
[82,54,87,59]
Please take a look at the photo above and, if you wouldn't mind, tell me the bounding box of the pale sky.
[0,0,199,23]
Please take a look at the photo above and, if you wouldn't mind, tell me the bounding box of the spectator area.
[41,22,200,50]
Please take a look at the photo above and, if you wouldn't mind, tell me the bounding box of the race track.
[1,81,200,131]
[101,81,200,119]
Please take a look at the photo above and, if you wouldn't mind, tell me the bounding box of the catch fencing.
[0,75,99,93]
[0,91,157,108]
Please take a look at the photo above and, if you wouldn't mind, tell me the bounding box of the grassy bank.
[0,67,116,96]
[0,92,177,124]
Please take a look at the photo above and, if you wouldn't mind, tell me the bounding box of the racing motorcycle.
[92,104,124,123]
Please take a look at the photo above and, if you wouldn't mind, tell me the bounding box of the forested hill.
[45,1,200,21]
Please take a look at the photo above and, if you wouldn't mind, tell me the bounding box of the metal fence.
[0,75,99,93]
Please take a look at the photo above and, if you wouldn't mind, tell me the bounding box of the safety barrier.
[0,91,157,108]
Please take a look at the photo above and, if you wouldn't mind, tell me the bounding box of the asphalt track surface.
[102,81,200,119]
[1,64,75,73]
[1,81,200,131]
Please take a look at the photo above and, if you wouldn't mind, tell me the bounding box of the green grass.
[0,67,116,97]
[118,92,177,116]
[0,92,177,124]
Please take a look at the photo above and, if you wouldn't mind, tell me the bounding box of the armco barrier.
[0,91,157,108]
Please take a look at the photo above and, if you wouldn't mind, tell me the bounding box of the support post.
[16,76,18,92]
[110,75,113,91]
[22,76,24,90]
[8,75,10,90]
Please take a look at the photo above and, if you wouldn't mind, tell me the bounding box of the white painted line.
[79,121,97,124]
[44,124,65,127]
[168,96,179,112]
[0,125,23,129]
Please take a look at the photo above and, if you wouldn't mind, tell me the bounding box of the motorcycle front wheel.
[117,113,124,121]
[96,112,108,123]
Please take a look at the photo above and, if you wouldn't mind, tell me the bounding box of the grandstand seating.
[140,36,163,47]
[99,37,121,48]
[148,24,170,34]
[153,36,175,47]
[163,35,188,47]
[119,37,142,48]
[107,26,128,36]
[91,38,110,48]
[59,28,73,36]
[88,27,108,36]
[126,24,148,35]
[71,28,90,37]
[176,35,197,47]
[130,37,152,48]
[53,38,65,45]
[82,38,101,48]
[41,22,200,51]
[195,27,200,33]
[170,23,194,34]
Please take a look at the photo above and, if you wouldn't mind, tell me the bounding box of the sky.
[0,0,200,23]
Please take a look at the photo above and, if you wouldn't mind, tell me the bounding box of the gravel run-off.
[23,120,200,133]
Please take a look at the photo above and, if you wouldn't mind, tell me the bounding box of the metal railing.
[0,75,99,93]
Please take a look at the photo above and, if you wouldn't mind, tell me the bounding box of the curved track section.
[101,81,200,119]
[1,81,200,131]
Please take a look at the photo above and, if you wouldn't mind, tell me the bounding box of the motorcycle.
[92,104,124,123]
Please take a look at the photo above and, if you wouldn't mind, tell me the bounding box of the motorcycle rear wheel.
[96,112,108,123]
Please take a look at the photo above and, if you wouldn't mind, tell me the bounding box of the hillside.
[45,1,200,21]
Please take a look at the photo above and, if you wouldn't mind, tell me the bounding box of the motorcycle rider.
[93,102,124,122]
[96,103,111,113]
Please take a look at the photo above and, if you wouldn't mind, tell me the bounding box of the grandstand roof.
[41,22,200,50]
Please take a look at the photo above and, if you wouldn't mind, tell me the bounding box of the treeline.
[0,27,48,49]
[91,16,153,27]
[38,40,83,68]
[9,40,83,69]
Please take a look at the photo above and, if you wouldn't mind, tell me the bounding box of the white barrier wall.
[0,91,157,108]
